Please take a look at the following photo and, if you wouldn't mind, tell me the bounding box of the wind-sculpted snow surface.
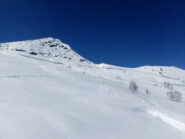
[148,110,185,132]
[0,38,185,139]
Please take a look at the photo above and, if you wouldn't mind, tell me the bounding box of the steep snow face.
[0,37,92,66]
[0,38,185,139]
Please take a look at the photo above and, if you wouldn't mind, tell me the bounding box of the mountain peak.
[0,37,92,66]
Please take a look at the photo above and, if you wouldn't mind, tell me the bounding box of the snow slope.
[0,38,185,139]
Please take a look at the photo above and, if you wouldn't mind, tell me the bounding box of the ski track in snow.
[148,110,185,132]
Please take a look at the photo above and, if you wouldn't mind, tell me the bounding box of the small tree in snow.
[129,81,138,93]
[167,91,183,102]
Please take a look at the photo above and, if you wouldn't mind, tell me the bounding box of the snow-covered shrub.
[116,75,122,80]
[167,91,183,102]
[122,70,126,73]
[129,81,138,93]
[164,81,173,90]
[145,89,149,95]
[159,68,163,75]
[67,66,72,69]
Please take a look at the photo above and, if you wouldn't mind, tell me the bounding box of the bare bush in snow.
[164,81,173,90]
[116,75,122,80]
[67,66,72,69]
[145,89,150,95]
[167,91,183,102]
[129,81,138,93]
[159,68,163,75]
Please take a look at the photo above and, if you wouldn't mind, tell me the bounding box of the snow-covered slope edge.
[0,38,185,139]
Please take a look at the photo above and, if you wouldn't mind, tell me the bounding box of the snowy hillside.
[0,38,185,139]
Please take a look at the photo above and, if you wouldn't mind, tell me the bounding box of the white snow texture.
[0,37,185,139]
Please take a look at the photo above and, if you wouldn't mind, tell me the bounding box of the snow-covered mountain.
[0,38,185,139]
[0,37,92,66]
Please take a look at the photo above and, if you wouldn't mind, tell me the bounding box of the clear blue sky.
[0,0,185,68]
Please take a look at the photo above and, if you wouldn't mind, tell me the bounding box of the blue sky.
[0,0,185,68]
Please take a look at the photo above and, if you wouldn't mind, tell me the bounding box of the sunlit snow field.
[0,38,185,139]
